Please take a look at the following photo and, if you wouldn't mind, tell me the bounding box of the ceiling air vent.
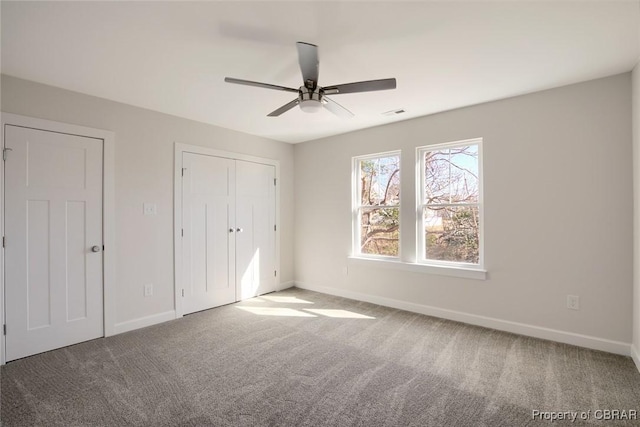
[382,109,406,116]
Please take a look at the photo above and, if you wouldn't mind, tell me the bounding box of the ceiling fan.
[225,42,397,118]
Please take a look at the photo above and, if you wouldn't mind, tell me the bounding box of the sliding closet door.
[235,161,277,299]
[182,153,236,314]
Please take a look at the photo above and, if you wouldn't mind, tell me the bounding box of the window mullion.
[425,202,479,208]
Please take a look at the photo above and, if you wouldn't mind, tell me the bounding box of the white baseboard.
[632,344,640,373]
[113,310,176,335]
[294,282,631,356]
[278,281,295,291]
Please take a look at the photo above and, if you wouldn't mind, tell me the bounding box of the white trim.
[103,126,116,337]
[278,281,295,291]
[294,282,631,356]
[348,256,487,280]
[632,344,640,373]
[418,137,484,151]
[0,112,116,364]
[113,310,176,335]
[174,142,281,319]
[174,145,183,318]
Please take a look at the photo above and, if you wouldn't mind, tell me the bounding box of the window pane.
[361,207,399,256]
[424,205,479,264]
[359,156,400,206]
[424,150,450,202]
[424,145,478,204]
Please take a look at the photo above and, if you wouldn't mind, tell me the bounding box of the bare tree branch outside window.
[422,144,480,264]
[357,155,400,256]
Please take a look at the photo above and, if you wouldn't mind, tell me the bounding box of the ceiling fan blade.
[267,98,300,117]
[296,42,319,87]
[225,77,299,93]
[323,78,397,95]
[322,96,354,118]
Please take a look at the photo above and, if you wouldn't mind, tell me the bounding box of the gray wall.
[633,65,640,361]
[1,74,295,325]
[294,73,633,343]
[2,72,634,349]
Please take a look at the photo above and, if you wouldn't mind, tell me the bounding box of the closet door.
[235,161,277,299]
[182,153,236,314]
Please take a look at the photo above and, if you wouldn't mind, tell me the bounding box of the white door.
[182,153,236,314]
[181,153,276,314]
[4,125,104,361]
[236,161,276,299]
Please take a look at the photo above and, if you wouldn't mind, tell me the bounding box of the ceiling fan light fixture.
[224,41,397,118]
[299,99,323,113]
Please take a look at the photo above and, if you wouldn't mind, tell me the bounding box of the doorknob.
[236,228,243,233]
[229,228,235,233]
[91,245,101,253]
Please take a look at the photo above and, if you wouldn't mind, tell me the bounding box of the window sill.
[347,256,487,280]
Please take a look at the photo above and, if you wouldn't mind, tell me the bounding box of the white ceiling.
[2,1,639,143]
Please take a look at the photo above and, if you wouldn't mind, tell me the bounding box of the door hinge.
[182,168,186,177]
[274,270,277,277]
[274,178,277,186]
[274,225,276,231]
[181,229,184,237]
[3,324,6,335]
[2,236,4,248]
[181,289,184,297]
[3,148,12,161]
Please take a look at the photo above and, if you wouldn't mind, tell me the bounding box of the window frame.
[416,138,484,270]
[352,150,402,260]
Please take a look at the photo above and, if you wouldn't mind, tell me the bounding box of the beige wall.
[1,72,634,351]
[294,73,633,344]
[633,65,640,361]
[1,74,295,325]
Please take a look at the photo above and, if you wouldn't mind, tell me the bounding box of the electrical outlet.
[144,283,153,297]
[567,295,580,310]
[143,203,157,215]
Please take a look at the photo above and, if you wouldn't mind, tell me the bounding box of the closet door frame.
[173,143,280,319]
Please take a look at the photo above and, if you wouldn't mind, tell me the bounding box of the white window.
[353,151,401,258]
[417,139,483,268]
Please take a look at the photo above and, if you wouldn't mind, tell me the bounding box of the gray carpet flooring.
[1,287,640,426]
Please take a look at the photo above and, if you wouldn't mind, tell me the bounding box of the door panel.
[181,153,276,314]
[182,153,236,314]
[5,125,103,361]
[66,201,88,321]
[26,200,51,329]
[235,161,276,299]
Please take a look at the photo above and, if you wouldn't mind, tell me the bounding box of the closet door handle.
[229,228,235,233]
[236,228,243,233]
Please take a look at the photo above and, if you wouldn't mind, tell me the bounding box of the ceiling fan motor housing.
[298,86,324,113]
[224,42,395,117]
